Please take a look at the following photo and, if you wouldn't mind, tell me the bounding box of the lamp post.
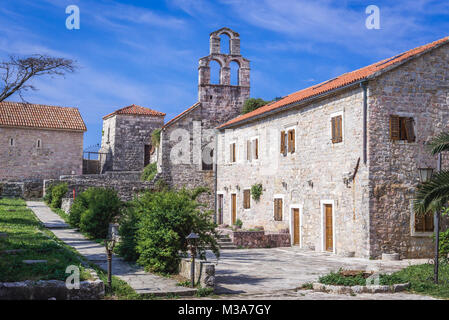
[186,232,199,288]
[104,223,119,290]
[418,165,440,284]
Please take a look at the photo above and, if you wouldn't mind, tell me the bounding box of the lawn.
[0,198,91,282]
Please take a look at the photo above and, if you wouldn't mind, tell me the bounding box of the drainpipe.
[361,81,368,165]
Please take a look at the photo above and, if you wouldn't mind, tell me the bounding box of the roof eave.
[218,80,366,130]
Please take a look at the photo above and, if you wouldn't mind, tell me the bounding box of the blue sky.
[1,0,449,148]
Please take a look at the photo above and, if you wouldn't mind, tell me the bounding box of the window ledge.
[411,231,433,238]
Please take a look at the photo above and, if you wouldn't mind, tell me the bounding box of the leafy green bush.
[69,193,89,228]
[43,185,54,205]
[251,183,263,201]
[77,188,123,239]
[141,162,157,181]
[234,219,243,229]
[438,229,449,258]
[318,269,405,286]
[241,98,269,115]
[116,206,140,261]
[134,187,219,274]
[50,183,68,208]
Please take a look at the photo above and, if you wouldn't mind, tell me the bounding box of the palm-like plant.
[413,132,449,214]
[413,131,449,284]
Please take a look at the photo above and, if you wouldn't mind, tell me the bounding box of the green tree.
[133,187,219,274]
[241,98,269,115]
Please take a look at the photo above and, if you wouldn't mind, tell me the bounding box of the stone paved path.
[208,247,430,296]
[27,201,195,297]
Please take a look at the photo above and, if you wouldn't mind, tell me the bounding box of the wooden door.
[231,194,237,225]
[217,194,224,225]
[325,204,333,252]
[293,208,300,246]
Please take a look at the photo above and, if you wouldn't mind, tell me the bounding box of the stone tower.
[197,27,250,127]
[158,27,250,210]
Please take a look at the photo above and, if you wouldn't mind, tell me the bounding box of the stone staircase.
[217,233,237,250]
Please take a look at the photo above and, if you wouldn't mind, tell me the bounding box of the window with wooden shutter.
[254,138,259,159]
[415,211,434,232]
[390,115,415,142]
[288,129,295,153]
[331,115,342,143]
[230,143,236,163]
[274,198,283,221]
[280,131,286,154]
[243,190,251,209]
[246,140,251,161]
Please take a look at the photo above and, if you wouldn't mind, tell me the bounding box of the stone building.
[158,27,250,208]
[0,101,86,181]
[100,104,165,172]
[216,36,449,259]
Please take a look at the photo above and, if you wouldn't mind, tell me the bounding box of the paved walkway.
[208,247,429,296]
[27,201,195,297]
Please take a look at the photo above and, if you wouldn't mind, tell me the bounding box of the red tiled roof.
[103,104,166,119]
[162,102,201,129]
[219,36,449,129]
[0,101,86,131]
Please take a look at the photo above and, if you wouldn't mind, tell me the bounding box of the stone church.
[157,28,250,209]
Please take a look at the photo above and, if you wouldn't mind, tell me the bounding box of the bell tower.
[198,28,250,126]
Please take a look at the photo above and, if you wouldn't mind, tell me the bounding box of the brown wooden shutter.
[415,214,424,232]
[290,130,295,153]
[230,144,233,162]
[243,190,250,209]
[331,117,337,143]
[233,143,236,162]
[274,199,283,221]
[424,212,434,232]
[405,117,416,143]
[255,139,259,159]
[280,131,286,154]
[390,115,400,141]
[246,140,251,161]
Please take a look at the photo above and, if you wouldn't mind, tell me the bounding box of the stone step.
[217,238,232,243]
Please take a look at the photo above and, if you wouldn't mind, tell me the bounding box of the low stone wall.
[0,275,104,300]
[231,230,291,248]
[179,258,215,289]
[0,181,43,199]
[312,282,410,295]
[44,175,157,202]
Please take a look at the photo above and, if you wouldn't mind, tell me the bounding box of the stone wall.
[0,181,43,199]
[100,114,164,172]
[231,231,291,248]
[178,258,215,289]
[217,86,370,257]
[367,43,449,259]
[0,127,83,180]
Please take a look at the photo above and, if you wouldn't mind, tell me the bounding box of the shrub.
[251,183,263,201]
[78,188,123,239]
[69,193,88,228]
[438,229,449,258]
[43,185,54,205]
[151,128,161,148]
[141,162,157,181]
[234,219,243,229]
[46,183,68,208]
[116,206,140,261]
[241,98,269,115]
[134,187,219,274]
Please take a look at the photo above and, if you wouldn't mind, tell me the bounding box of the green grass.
[390,262,449,299]
[0,198,90,282]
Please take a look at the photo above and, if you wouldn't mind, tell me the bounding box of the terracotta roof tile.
[219,36,449,129]
[103,104,166,119]
[0,101,86,131]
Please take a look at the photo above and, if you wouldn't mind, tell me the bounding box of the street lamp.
[418,167,434,183]
[186,232,199,288]
[104,223,119,290]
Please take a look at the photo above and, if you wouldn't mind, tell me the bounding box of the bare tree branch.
[0,54,77,102]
